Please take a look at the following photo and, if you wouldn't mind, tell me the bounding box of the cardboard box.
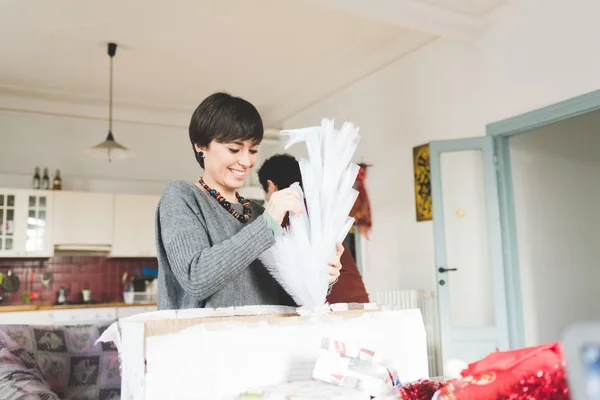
[99,304,428,399]
[236,380,370,399]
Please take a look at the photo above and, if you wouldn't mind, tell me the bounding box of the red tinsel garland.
[497,365,570,400]
[394,365,570,400]
[398,379,445,399]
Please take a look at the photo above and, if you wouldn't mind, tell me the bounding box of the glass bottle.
[52,169,63,191]
[32,167,41,189]
[41,168,50,190]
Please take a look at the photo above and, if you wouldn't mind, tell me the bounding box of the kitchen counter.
[0,302,157,312]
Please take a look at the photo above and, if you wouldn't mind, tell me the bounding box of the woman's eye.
[249,149,258,154]
[228,148,240,153]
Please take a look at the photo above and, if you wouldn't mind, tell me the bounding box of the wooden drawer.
[51,307,117,325]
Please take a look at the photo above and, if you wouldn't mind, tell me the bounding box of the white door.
[429,136,509,374]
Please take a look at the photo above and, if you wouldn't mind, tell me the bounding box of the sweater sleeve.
[158,183,277,300]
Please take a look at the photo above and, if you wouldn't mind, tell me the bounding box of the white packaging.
[312,339,399,397]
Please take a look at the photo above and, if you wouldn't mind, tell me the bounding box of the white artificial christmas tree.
[260,118,361,308]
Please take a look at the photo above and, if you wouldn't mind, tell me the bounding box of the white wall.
[480,0,600,124]
[284,39,486,292]
[510,110,600,346]
[284,0,600,297]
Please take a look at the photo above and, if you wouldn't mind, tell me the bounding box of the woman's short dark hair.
[189,92,264,168]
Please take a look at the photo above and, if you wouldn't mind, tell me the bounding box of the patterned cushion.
[0,345,59,400]
[0,323,121,400]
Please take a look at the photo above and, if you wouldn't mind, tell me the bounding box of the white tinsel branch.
[259,118,361,307]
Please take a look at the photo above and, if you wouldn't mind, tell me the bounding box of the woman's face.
[196,140,259,193]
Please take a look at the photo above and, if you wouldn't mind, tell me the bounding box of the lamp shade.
[86,131,133,162]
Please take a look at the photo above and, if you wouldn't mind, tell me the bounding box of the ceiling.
[0,0,509,127]
[417,0,506,17]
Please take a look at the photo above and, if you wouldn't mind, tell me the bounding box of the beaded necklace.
[198,177,251,223]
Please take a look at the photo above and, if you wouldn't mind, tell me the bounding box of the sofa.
[0,322,121,400]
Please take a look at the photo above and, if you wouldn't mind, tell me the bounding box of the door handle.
[438,267,458,273]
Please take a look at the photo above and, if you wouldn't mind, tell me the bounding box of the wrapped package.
[312,338,400,397]
[259,118,360,308]
[432,342,565,400]
[320,337,383,363]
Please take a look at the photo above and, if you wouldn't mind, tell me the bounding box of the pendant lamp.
[86,42,133,162]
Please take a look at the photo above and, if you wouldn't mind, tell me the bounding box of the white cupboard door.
[24,191,54,257]
[0,189,54,257]
[110,194,160,257]
[0,311,54,325]
[51,308,117,325]
[0,189,24,256]
[116,306,149,318]
[53,191,114,248]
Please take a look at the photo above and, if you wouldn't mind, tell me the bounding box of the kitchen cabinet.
[0,305,157,325]
[53,191,114,250]
[110,194,160,257]
[52,307,117,325]
[0,189,54,257]
[0,187,163,258]
[116,305,157,318]
[0,310,53,325]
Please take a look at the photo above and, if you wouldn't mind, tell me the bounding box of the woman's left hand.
[327,243,344,284]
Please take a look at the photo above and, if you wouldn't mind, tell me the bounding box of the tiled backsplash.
[0,256,158,305]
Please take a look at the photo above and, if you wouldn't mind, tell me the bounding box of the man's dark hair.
[189,92,264,168]
[257,154,303,192]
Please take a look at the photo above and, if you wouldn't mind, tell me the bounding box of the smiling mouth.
[229,168,247,178]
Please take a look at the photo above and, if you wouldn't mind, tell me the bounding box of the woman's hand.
[265,188,304,225]
[327,242,344,284]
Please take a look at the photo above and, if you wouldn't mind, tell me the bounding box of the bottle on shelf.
[41,167,50,190]
[52,169,63,190]
[32,167,41,189]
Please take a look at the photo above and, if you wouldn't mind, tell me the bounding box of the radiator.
[371,290,443,377]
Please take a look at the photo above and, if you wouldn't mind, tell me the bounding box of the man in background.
[258,154,370,304]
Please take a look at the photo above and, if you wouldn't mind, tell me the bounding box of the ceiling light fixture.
[86,42,133,162]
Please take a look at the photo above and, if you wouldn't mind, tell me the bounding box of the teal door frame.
[485,89,600,349]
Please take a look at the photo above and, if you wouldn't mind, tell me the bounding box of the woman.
[155,92,343,310]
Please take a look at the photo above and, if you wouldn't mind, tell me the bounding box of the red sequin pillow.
[433,342,565,400]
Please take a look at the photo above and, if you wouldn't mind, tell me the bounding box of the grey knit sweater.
[155,180,296,310]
